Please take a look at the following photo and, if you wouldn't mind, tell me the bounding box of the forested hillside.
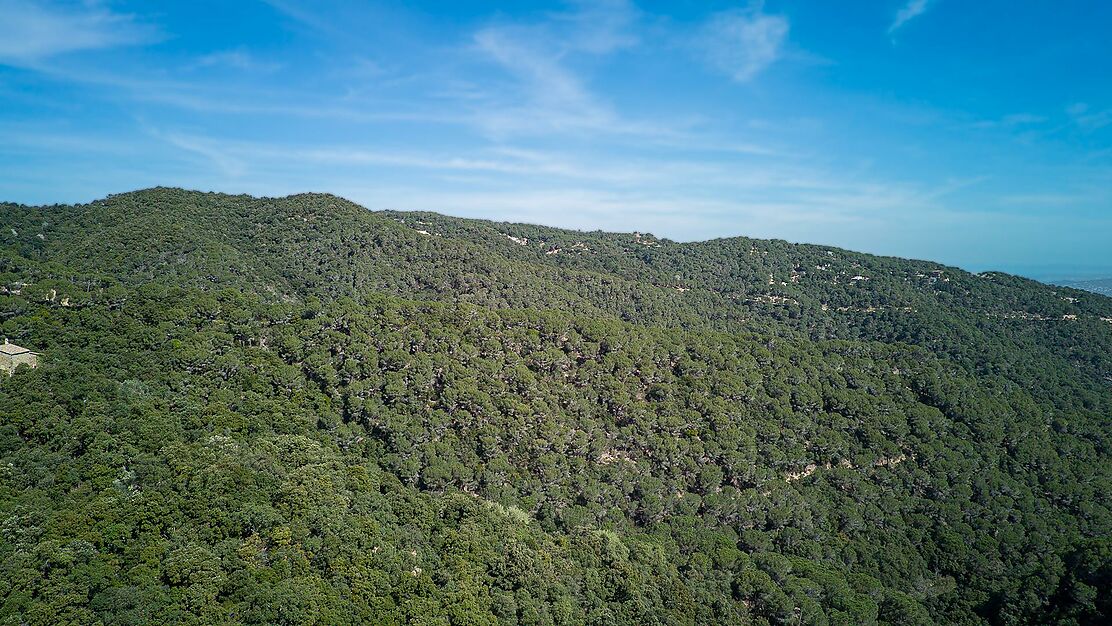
[1,188,1110,625]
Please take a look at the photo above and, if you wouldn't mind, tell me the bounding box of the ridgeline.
[1,188,1110,625]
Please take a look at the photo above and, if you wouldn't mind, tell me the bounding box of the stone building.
[1,341,38,375]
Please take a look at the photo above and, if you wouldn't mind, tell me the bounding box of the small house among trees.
[1,340,38,375]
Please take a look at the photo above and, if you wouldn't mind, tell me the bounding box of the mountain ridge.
[9,186,1085,283]
[9,188,1109,400]
[1,187,1111,625]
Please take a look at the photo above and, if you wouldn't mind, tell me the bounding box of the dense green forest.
[1,188,1110,625]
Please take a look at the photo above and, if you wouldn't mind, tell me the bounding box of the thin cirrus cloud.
[697,6,789,82]
[136,127,936,229]
[549,0,639,54]
[473,27,605,124]
[0,0,158,66]
[468,1,643,137]
[187,50,283,74]
[889,0,932,34]
[1067,103,1112,131]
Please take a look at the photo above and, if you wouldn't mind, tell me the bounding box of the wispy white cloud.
[145,130,686,185]
[468,1,643,137]
[466,1,789,141]
[188,50,282,73]
[1000,193,1092,206]
[261,0,346,39]
[967,113,1046,130]
[0,0,158,66]
[149,130,248,178]
[136,129,950,235]
[696,5,788,83]
[889,0,931,34]
[473,27,604,124]
[26,1,765,153]
[1067,102,1112,131]
[550,0,639,54]
[17,58,465,127]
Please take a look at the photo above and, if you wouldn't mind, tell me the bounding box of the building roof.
[0,343,34,356]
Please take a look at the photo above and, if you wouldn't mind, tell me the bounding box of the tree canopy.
[1,188,1110,625]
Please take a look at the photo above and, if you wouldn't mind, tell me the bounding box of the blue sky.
[2,1,1111,279]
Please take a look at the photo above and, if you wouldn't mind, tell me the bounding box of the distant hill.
[1,188,1110,625]
[1057,277,1112,297]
